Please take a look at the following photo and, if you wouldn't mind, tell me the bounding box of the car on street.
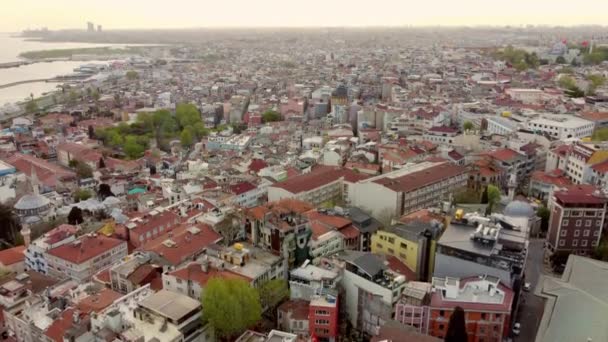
[523,282,532,291]
[512,323,521,336]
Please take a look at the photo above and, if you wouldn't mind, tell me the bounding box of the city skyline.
[3,0,608,32]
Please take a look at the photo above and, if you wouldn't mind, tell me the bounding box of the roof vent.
[162,239,177,248]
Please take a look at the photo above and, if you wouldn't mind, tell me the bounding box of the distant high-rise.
[87,21,94,32]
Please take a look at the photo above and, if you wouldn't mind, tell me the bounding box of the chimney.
[73,310,80,324]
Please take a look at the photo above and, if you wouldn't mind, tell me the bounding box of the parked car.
[512,323,521,336]
[523,282,532,291]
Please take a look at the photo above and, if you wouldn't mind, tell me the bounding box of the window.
[576,220,582,227]
[388,237,395,244]
[376,243,383,249]
[584,230,590,237]
[581,240,588,247]
[439,324,445,330]
[594,230,601,237]
[586,220,592,227]
[316,310,329,316]
[399,253,407,259]
[563,219,569,226]
[439,310,445,317]
[592,241,599,247]
[400,242,408,249]
[574,230,580,237]
[560,230,567,237]
[481,313,486,320]
[573,240,578,247]
[597,220,602,227]
[559,239,565,246]
[388,248,395,254]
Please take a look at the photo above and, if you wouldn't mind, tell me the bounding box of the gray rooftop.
[438,223,495,257]
[337,250,386,277]
[535,255,608,342]
[138,290,200,321]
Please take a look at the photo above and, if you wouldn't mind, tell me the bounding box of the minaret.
[21,222,31,247]
[508,172,517,202]
[30,166,40,195]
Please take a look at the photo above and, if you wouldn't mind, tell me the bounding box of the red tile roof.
[385,256,417,281]
[44,308,88,342]
[229,181,257,195]
[272,166,368,194]
[138,223,222,265]
[487,148,521,163]
[554,185,608,205]
[374,162,468,193]
[579,111,608,122]
[247,199,314,221]
[0,246,25,266]
[278,299,310,320]
[591,159,608,174]
[6,153,76,187]
[531,170,572,187]
[47,235,126,264]
[76,288,122,314]
[168,262,251,287]
[248,159,268,173]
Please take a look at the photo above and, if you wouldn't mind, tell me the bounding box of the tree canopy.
[592,128,608,141]
[0,204,22,245]
[74,161,93,178]
[126,70,139,80]
[25,99,39,113]
[98,183,115,200]
[202,278,261,339]
[463,121,474,131]
[494,46,539,70]
[258,279,290,317]
[537,206,551,233]
[67,206,84,225]
[180,128,194,148]
[262,110,282,123]
[485,185,501,215]
[74,189,92,202]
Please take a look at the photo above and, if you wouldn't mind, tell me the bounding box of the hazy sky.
[3,0,608,31]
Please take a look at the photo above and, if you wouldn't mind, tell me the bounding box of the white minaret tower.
[507,172,517,202]
[20,222,31,247]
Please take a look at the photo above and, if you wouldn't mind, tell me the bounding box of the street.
[513,239,546,342]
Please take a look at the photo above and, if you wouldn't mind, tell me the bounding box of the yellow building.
[371,221,443,281]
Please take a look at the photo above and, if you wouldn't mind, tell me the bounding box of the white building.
[527,114,594,140]
[351,161,468,220]
[24,224,77,274]
[486,116,519,136]
[45,234,128,282]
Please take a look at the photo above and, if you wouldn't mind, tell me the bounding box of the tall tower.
[20,223,31,247]
[30,166,40,195]
[507,172,517,202]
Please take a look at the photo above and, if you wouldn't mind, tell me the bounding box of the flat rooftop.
[139,290,200,321]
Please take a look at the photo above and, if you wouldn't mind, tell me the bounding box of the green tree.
[180,128,194,148]
[463,121,474,131]
[592,239,608,262]
[262,110,281,123]
[454,188,481,204]
[175,103,202,128]
[68,90,79,104]
[67,206,84,225]
[258,279,290,319]
[126,70,139,80]
[202,278,261,339]
[123,135,145,159]
[193,122,209,139]
[485,185,501,215]
[592,128,608,141]
[75,161,93,178]
[587,74,606,94]
[555,56,566,64]
[25,99,39,113]
[73,188,92,202]
[0,204,22,246]
[91,89,100,101]
[537,206,551,233]
[558,75,577,89]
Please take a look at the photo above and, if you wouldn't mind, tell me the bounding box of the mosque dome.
[14,194,50,211]
[504,200,534,217]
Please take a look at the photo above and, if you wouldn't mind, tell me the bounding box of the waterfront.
[0,33,126,106]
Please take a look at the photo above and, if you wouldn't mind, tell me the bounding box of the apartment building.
[309,293,339,342]
[526,114,594,140]
[428,276,514,341]
[24,224,77,274]
[268,166,368,206]
[371,220,444,281]
[121,208,181,248]
[289,263,340,301]
[46,234,128,282]
[351,161,468,219]
[545,142,608,185]
[422,126,459,145]
[546,185,608,256]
